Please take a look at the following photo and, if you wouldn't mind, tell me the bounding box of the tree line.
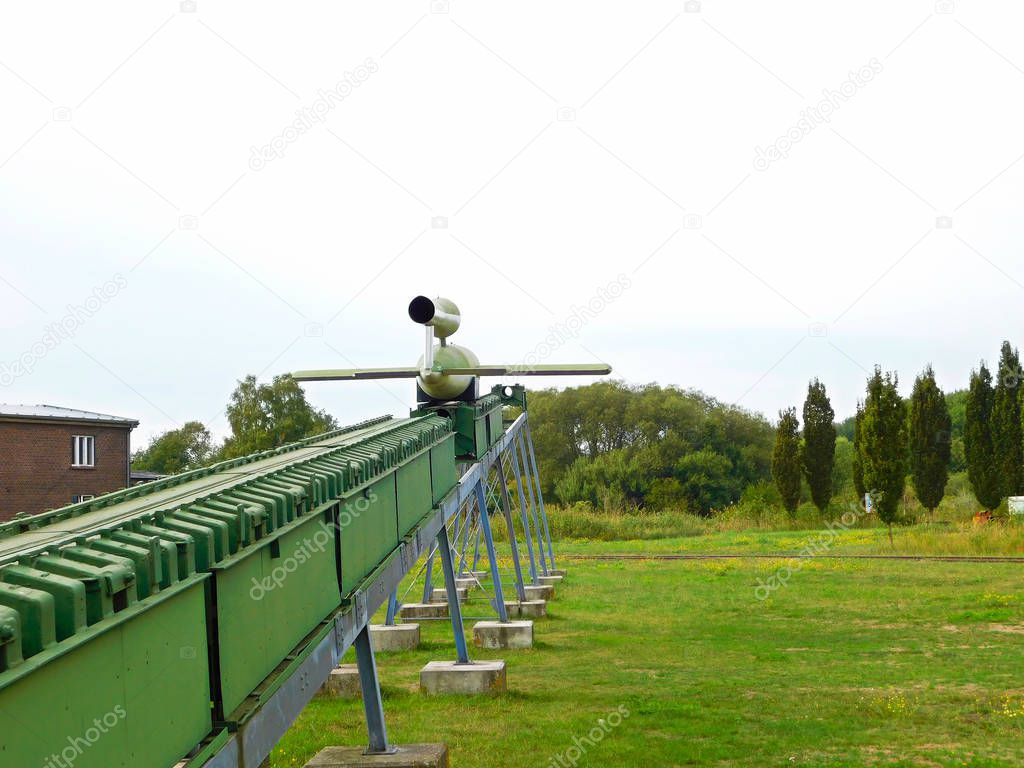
[531,381,775,514]
[771,340,1024,537]
[131,374,336,474]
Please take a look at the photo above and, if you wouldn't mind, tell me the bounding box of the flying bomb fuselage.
[408,296,480,401]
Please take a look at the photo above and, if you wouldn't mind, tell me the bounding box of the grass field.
[553,523,1024,558]
[268,539,1024,767]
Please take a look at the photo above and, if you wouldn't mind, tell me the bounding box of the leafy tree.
[535,381,774,512]
[675,449,735,513]
[221,374,337,458]
[993,341,1023,496]
[852,403,866,501]
[131,421,215,474]
[832,436,856,498]
[965,363,1002,510]
[772,408,801,515]
[908,366,951,512]
[860,368,906,544]
[801,379,836,512]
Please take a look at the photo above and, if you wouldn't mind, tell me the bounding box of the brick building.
[0,404,138,521]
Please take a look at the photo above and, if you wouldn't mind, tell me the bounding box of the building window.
[72,494,95,504]
[72,435,95,467]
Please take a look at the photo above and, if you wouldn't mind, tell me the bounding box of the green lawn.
[552,523,1024,558]
[269,544,1024,767]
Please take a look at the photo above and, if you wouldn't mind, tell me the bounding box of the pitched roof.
[0,404,139,427]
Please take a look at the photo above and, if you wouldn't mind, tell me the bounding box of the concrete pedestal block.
[420,660,506,695]
[430,587,468,602]
[503,600,547,618]
[399,603,448,620]
[454,577,477,590]
[467,570,488,579]
[320,665,361,699]
[473,620,533,649]
[538,575,563,586]
[550,569,567,577]
[524,584,555,601]
[370,623,420,652]
[305,743,448,767]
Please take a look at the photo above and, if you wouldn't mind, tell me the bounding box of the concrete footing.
[550,569,567,577]
[420,660,506,694]
[473,620,534,649]
[454,577,477,590]
[467,570,488,579]
[538,575,563,586]
[319,665,361,698]
[305,743,448,767]
[369,623,420,652]
[430,587,468,602]
[504,600,547,618]
[399,603,448,620]
[524,584,555,601]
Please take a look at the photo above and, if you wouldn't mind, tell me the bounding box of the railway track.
[563,553,1024,564]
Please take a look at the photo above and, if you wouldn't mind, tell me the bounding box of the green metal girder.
[0,413,459,768]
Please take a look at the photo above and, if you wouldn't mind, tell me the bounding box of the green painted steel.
[0,578,212,768]
[414,393,506,460]
[0,414,457,768]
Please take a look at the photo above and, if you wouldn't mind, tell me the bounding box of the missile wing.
[294,362,611,382]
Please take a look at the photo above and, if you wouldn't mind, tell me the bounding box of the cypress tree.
[992,341,1023,496]
[802,379,836,512]
[965,363,1002,510]
[860,368,906,544]
[772,408,802,516]
[908,366,951,512]
[852,402,866,502]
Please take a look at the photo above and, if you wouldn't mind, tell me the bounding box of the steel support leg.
[496,455,527,602]
[385,590,398,626]
[436,524,470,664]
[509,435,539,584]
[354,626,393,755]
[471,526,482,571]
[421,546,436,604]
[518,434,548,575]
[525,420,556,571]
[456,504,473,577]
[475,481,509,622]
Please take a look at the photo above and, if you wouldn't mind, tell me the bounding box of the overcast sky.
[2,1,1022,447]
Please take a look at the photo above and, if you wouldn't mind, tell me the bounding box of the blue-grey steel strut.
[421,547,435,604]
[517,431,548,576]
[456,504,473,577]
[435,524,470,664]
[495,454,527,602]
[471,526,482,571]
[508,437,539,585]
[353,626,393,754]
[385,591,399,626]
[525,420,556,571]
[474,481,509,622]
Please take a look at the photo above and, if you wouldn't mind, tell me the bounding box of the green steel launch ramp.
[0,412,473,768]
